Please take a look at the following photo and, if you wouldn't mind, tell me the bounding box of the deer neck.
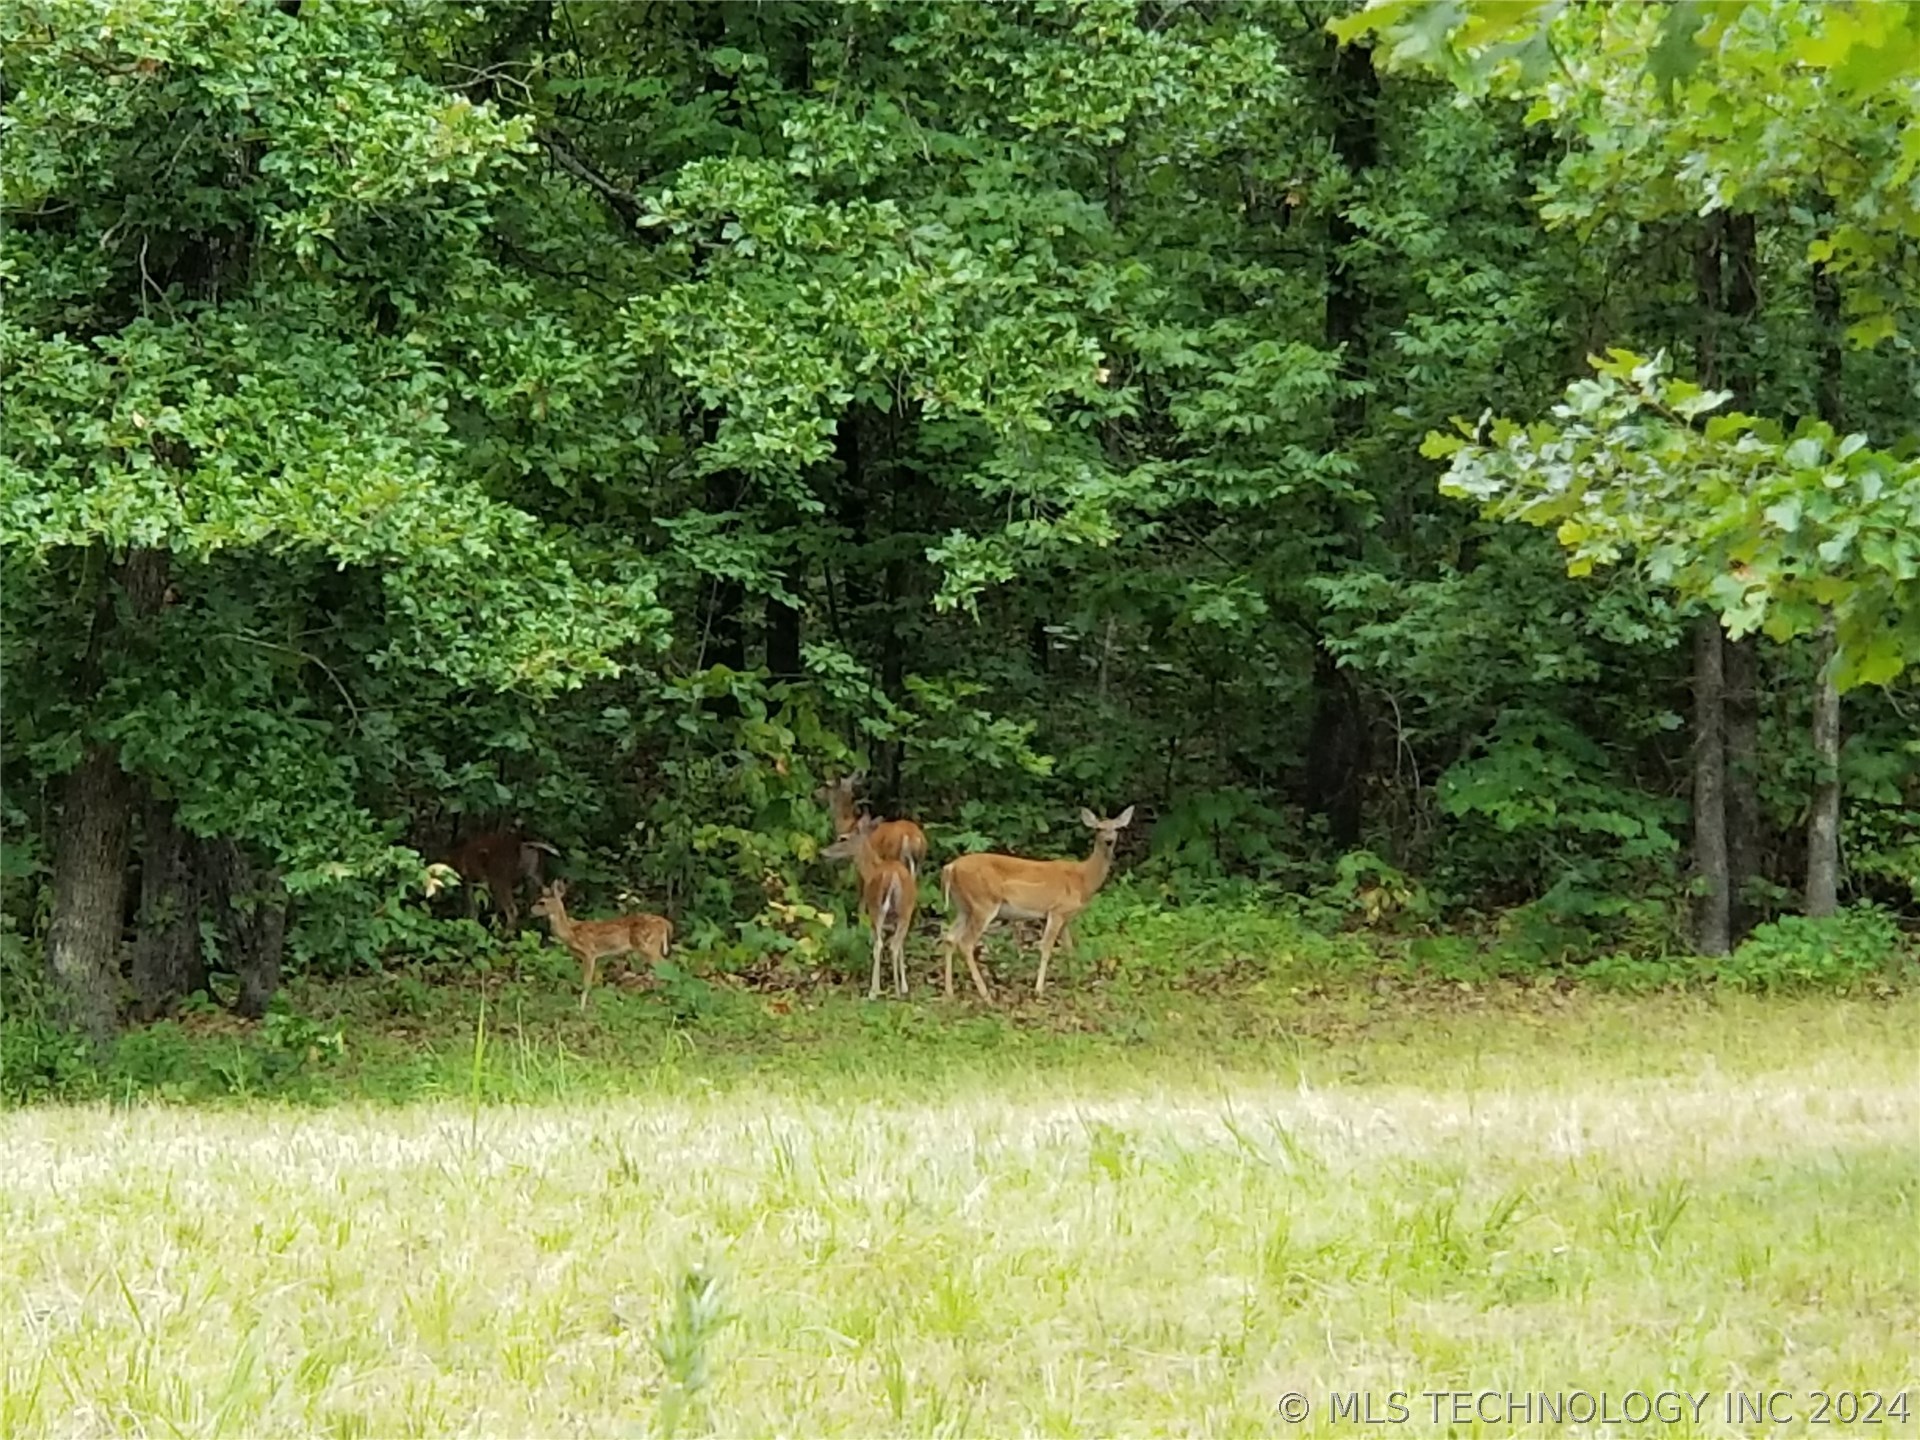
[1078,834,1116,894]
[539,902,576,946]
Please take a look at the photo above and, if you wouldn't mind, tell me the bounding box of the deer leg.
[868,915,885,1000]
[579,951,597,1012]
[964,936,994,1005]
[891,917,908,999]
[938,908,964,999]
[958,909,996,1005]
[941,903,994,1004]
[1035,913,1069,997]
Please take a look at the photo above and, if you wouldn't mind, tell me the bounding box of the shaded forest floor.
[5,977,1916,1436]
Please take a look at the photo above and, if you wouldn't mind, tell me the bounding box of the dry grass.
[5,993,1918,1437]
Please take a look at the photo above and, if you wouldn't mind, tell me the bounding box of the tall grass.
[4,992,1916,1436]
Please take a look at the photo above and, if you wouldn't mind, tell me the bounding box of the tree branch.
[537,129,657,241]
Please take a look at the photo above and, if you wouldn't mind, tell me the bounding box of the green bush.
[1713,906,1910,993]
[0,1013,97,1105]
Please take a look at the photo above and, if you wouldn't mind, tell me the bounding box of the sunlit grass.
[5,991,1917,1436]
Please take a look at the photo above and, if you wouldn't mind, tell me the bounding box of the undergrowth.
[3,887,1912,1107]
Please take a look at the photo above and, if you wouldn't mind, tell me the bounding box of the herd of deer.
[441,775,1135,1010]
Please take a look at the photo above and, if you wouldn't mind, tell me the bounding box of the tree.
[2,0,665,1038]
[1332,0,1920,942]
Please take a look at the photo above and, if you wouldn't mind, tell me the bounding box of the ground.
[4,969,1917,1437]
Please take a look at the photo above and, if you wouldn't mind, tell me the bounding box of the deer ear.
[1079,808,1099,828]
[1114,805,1135,828]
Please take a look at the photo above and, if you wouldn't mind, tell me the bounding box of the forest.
[6,0,1917,1051]
[4,3,1919,1434]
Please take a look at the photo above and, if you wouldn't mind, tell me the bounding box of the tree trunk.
[1719,212,1763,940]
[1304,647,1367,849]
[205,839,287,1019]
[1689,211,1765,949]
[1806,617,1841,917]
[43,546,171,1045]
[1805,237,1845,917]
[765,567,803,681]
[1305,34,1379,850]
[1724,633,1761,939]
[1692,618,1731,957]
[130,795,208,1022]
[877,555,907,806]
[45,745,134,1045]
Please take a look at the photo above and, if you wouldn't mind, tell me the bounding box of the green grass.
[4,957,1918,1437]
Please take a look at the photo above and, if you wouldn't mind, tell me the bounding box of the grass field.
[4,977,1918,1437]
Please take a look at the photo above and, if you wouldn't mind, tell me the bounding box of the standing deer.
[938,806,1135,1003]
[443,827,558,934]
[823,815,918,1000]
[530,880,673,1011]
[817,774,928,876]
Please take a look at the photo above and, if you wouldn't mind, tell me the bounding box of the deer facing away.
[938,806,1135,1004]
[823,816,919,1000]
[817,774,928,876]
[530,880,672,1010]
[444,827,558,934]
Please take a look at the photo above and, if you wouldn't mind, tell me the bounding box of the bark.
[1805,238,1845,917]
[1719,212,1763,940]
[44,547,171,1045]
[1304,34,1378,849]
[1304,647,1367,849]
[205,839,287,1020]
[765,567,803,680]
[1692,618,1731,956]
[1806,617,1842,917]
[1693,214,1724,388]
[701,468,747,676]
[1030,617,1051,677]
[1724,633,1761,939]
[45,746,134,1045]
[877,555,907,807]
[130,795,208,1022]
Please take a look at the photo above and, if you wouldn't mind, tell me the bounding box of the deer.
[937,806,1135,1004]
[443,827,558,935]
[529,880,673,1011]
[816,774,928,876]
[822,815,918,1001]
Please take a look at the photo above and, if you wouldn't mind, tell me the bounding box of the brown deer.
[529,880,673,1011]
[443,827,558,934]
[823,816,918,1000]
[938,806,1135,1004]
[817,774,928,876]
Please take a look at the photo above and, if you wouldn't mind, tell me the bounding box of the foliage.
[2,0,1918,1028]
[1332,0,1920,341]
[1428,349,1920,691]
[1712,904,1910,993]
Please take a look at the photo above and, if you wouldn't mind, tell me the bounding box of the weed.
[1714,905,1911,992]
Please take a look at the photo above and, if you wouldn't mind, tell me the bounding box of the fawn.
[530,880,672,1010]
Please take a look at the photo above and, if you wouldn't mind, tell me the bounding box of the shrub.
[1713,906,1910,993]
